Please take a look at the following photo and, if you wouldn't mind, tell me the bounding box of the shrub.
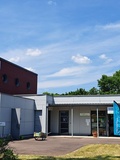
[0,138,18,160]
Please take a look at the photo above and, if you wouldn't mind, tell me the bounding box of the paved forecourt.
[9,136,120,156]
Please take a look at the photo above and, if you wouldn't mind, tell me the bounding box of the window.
[2,74,8,83]
[15,78,20,87]
[27,82,30,90]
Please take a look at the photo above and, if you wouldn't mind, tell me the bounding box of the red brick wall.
[0,58,37,94]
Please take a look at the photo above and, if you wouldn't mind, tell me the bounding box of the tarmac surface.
[9,136,120,156]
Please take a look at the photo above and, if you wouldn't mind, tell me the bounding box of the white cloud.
[46,67,82,77]
[38,78,89,89]
[38,55,120,90]
[38,70,99,89]
[38,80,73,88]
[99,54,107,60]
[9,57,20,63]
[102,23,120,30]
[44,65,94,78]
[26,48,42,56]
[48,0,56,5]
[96,22,120,31]
[38,61,118,89]
[71,54,91,64]
[25,67,35,72]
[99,54,113,64]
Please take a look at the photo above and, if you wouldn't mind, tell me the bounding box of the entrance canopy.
[51,95,120,106]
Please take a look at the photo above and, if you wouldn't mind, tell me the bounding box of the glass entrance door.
[91,111,107,136]
[59,111,69,134]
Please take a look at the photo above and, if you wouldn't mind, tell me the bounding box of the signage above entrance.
[0,122,6,127]
[107,107,114,114]
[80,113,90,116]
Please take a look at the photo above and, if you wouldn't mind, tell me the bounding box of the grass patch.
[66,144,120,157]
[17,144,120,160]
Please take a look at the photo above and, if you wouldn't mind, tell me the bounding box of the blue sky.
[0,0,120,94]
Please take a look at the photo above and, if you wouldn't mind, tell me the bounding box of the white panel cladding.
[0,107,11,122]
[0,122,11,137]
[47,95,54,104]
[23,95,49,133]
[71,108,73,136]
[1,94,14,108]
[26,99,35,110]
[34,96,47,110]
[34,110,42,132]
[20,122,34,135]
[73,107,80,134]
[1,113,10,136]
[14,97,35,110]
[50,108,59,133]
[70,107,91,135]
[14,97,26,109]
[0,107,11,137]
[50,107,71,134]
[50,106,108,135]
[49,104,109,135]
[0,93,35,137]
[21,109,34,122]
[79,107,91,135]
[50,106,91,135]
[1,93,34,109]
[53,95,120,104]
[23,95,47,110]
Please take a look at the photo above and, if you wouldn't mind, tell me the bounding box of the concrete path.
[9,136,120,156]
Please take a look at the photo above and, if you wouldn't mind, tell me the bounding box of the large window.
[91,111,107,136]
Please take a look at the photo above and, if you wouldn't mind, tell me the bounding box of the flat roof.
[49,103,112,107]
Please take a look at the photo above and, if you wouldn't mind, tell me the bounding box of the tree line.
[43,70,120,96]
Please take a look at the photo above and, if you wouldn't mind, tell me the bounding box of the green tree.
[88,87,99,95]
[63,88,88,95]
[77,88,88,95]
[112,70,120,94]
[98,70,120,94]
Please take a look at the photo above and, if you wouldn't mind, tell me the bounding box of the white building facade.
[0,93,35,139]
[25,94,120,137]
[0,93,120,138]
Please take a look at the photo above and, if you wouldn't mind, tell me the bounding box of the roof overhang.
[48,103,113,107]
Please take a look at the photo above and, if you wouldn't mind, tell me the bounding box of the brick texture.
[0,58,37,94]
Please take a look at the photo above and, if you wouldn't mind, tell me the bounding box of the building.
[24,94,120,137]
[1,93,120,139]
[0,57,37,94]
[0,93,35,139]
[0,58,120,139]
